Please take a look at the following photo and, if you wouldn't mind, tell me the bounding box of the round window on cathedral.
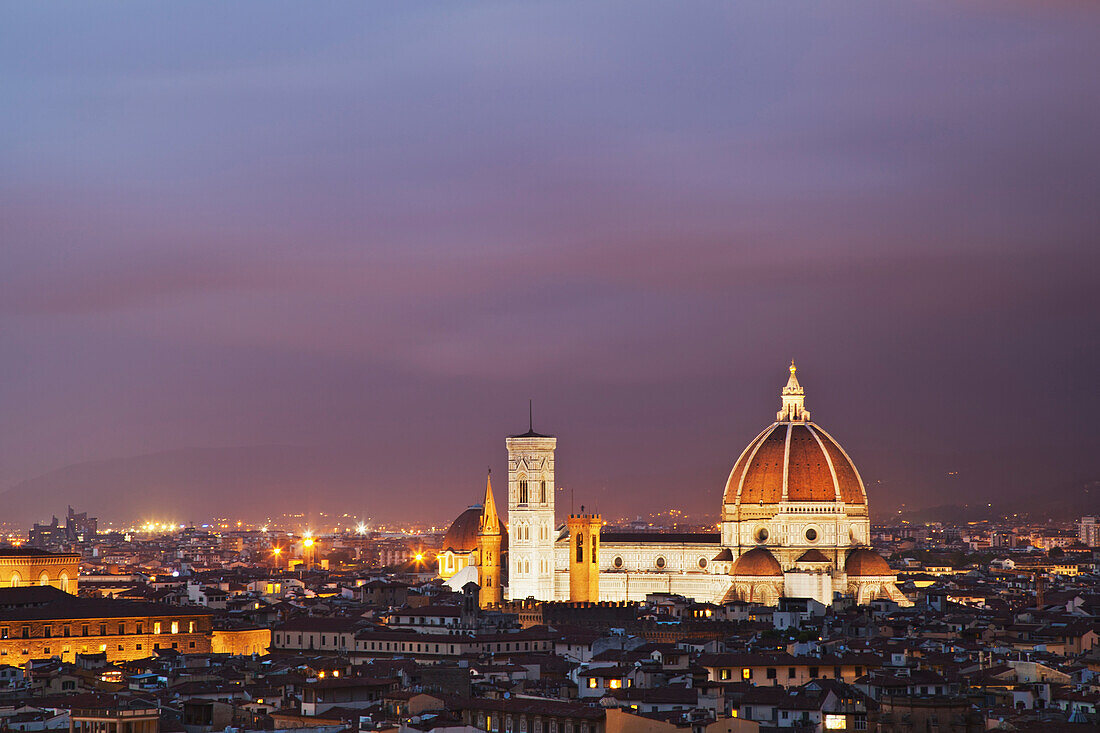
[613,556,623,569]
[655,556,666,569]
[805,528,818,542]
[698,557,707,569]
[755,527,769,543]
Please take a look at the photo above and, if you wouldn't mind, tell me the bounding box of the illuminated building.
[0,586,212,666]
[0,549,79,594]
[437,473,508,606]
[1079,516,1099,547]
[440,363,910,607]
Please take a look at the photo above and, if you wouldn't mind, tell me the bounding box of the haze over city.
[2,2,1098,526]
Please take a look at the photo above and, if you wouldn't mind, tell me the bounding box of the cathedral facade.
[440,364,910,608]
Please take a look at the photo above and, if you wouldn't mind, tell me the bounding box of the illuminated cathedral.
[438,364,910,607]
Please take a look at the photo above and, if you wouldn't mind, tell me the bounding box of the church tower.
[476,470,503,608]
[506,407,557,601]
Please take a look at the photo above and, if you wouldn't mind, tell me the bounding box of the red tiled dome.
[731,547,783,577]
[845,548,891,576]
[724,364,867,508]
[723,423,866,506]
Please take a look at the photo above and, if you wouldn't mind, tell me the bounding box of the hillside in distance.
[0,446,391,527]
[0,442,1093,527]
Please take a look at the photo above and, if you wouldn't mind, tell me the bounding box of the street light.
[303,535,316,570]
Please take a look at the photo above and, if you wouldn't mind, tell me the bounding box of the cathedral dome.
[731,547,783,576]
[723,363,867,507]
[442,506,506,552]
[845,548,891,576]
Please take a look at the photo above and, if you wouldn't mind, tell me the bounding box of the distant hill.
[0,445,387,527]
[1,443,1093,528]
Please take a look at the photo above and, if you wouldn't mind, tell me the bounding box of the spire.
[479,469,501,536]
[777,360,810,422]
[529,399,533,433]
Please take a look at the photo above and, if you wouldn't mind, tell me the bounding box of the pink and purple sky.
[1,2,1098,524]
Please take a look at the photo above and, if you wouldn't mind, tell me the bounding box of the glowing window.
[587,678,598,688]
[171,621,179,634]
[742,668,751,680]
[824,714,846,730]
[608,679,622,689]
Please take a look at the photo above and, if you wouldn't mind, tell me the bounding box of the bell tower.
[506,405,557,601]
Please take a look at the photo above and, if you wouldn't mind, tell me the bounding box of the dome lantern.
[777,361,810,422]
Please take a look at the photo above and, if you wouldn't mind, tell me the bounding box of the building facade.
[506,426,557,602]
[0,549,80,594]
[1079,516,1099,548]
[0,586,212,666]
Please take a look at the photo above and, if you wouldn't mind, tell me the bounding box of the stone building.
[0,586,212,666]
[440,363,910,607]
[0,549,80,593]
[436,472,508,606]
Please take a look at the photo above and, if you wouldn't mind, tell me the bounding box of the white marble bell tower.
[505,406,557,601]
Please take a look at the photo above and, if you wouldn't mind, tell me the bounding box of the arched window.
[576,534,584,563]
[518,478,529,504]
[591,535,597,564]
[59,572,70,593]
[540,481,547,503]
[39,573,50,586]
[9,572,20,587]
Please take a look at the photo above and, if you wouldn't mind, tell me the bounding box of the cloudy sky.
[2,2,1098,523]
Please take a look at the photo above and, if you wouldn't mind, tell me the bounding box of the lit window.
[824,714,846,730]
[608,679,622,689]
[587,678,598,688]
[742,668,751,680]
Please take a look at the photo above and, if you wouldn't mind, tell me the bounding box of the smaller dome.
[732,548,783,577]
[442,506,506,553]
[796,549,831,564]
[845,548,891,576]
